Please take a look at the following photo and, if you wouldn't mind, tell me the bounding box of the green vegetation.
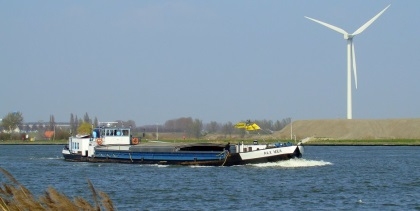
[2,111,293,144]
[1,112,23,133]
[78,122,93,135]
[1,134,420,146]
[0,167,114,210]
[139,135,420,146]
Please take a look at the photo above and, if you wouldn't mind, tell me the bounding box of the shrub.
[55,129,71,140]
[0,133,11,141]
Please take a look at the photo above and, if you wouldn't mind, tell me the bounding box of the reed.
[0,167,114,211]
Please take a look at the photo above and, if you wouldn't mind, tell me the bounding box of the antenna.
[99,122,118,127]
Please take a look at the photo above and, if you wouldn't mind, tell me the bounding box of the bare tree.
[164,117,193,132]
[93,117,99,127]
[222,122,234,138]
[205,121,220,134]
[187,119,203,139]
[83,112,91,124]
[70,113,75,134]
[49,115,55,131]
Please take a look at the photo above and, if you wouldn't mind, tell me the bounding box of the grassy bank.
[142,138,420,146]
[303,138,420,146]
[146,138,420,146]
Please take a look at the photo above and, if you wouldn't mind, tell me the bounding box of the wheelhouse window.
[122,129,129,136]
[106,129,114,136]
[115,130,121,136]
[104,129,129,136]
[72,142,79,150]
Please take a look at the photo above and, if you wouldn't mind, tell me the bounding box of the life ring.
[96,138,103,145]
[132,137,139,145]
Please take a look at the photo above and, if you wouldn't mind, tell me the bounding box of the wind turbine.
[305,5,390,119]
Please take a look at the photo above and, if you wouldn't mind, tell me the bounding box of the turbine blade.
[352,5,391,35]
[305,16,348,35]
[352,42,358,89]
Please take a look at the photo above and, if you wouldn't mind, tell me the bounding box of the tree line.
[0,112,291,140]
[138,117,291,139]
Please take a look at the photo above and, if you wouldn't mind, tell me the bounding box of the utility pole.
[290,119,293,140]
[156,123,159,140]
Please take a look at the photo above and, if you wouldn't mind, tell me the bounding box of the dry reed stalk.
[0,197,9,211]
[39,187,80,211]
[87,179,101,211]
[0,167,115,211]
[2,184,14,196]
[74,196,96,210]
[99,191,114,211]
[12,186,43,210]
[0,168,20,185]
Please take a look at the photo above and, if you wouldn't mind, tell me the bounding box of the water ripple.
[1,145,420,210]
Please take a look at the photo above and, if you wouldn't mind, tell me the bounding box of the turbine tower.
[305,5,390,119]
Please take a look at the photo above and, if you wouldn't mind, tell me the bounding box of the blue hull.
[94,150,227,164]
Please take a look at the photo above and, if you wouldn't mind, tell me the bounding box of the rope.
[129,153,133,163]
[217,151,226,156]
[221,150,229,166]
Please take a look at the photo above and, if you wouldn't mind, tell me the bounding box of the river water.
[0,145,419,210]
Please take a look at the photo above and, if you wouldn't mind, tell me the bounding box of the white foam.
[190,165,213,168]
[31,157,62,160]
[45,157,62,160]
[251,158,333,168]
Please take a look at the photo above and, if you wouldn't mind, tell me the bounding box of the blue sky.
[1,1,419,125]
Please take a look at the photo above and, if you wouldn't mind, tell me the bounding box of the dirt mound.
[274,119,420,140]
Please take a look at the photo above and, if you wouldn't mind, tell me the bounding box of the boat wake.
[31,157,62,160]
[250,158,332,168]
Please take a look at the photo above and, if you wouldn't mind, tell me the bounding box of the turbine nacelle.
[344,34,354,40]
